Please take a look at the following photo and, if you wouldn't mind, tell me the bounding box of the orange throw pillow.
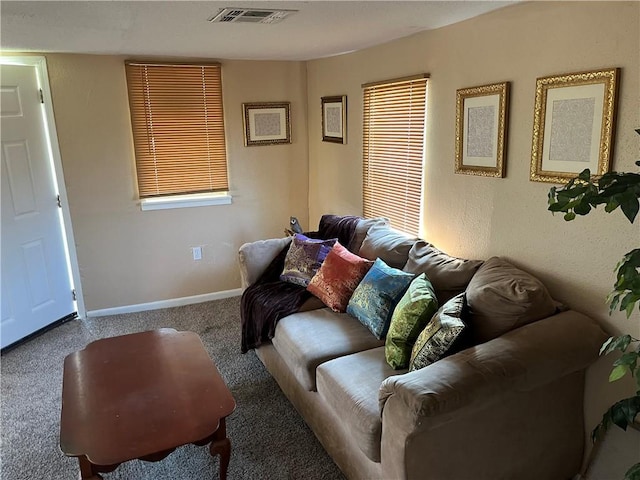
[307,242,373,312]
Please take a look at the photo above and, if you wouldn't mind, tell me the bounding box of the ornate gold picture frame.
[455,82,509,178]
[242,102,291,146]
[530,68,619,183]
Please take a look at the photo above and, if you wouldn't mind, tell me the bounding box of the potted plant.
[547,130,640,480]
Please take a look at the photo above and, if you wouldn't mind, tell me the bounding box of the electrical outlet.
[192,246,202,261]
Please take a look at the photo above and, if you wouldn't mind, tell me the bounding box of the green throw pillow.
[385,274,439,369]
[409,293,467,372]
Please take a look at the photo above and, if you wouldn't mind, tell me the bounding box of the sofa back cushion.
[465,256,557,343]
[346,258,415,339]
[307,242,373,312]
[351,217,390,254]
[358,224,416,269]
[403,240,483,304]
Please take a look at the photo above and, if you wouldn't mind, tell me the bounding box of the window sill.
[140,192,232,211]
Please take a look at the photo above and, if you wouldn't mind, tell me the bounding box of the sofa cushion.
[307,242,373,312]
[346,258,415,339]
[298,295,326,312]
[351,217,390,254]
[403,240,483,304]
[271,308,384,391]
[316,346,405,462]
[280,234,336,287]
[465,256,557,343]
[358,223,416,269]
[385,273,439,369]
[409,293,467,371]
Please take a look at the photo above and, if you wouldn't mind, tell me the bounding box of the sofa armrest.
[379,310,607,421]
[238,237,292,289]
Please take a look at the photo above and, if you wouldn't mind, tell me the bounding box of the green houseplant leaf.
[610,364,629,382]
[624,462,640,480]
[600,335,633,355]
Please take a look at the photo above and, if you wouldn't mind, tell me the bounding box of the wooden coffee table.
[60,329,236,479]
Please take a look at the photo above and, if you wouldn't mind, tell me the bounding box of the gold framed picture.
[455,82,509,178]
[530,68,619,183]
[321,95,347,144]
[242,102,291,146]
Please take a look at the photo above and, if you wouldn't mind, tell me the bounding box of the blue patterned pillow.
[346,258,415,339]
[280,234,337,287]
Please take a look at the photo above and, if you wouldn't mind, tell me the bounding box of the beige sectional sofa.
[238,217,607,480]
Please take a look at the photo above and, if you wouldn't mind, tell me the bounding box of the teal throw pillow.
[409,293,467,372]
[346,258,415,339]
[385,274,439,369]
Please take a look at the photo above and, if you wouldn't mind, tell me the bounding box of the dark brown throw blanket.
[240,215,361,353]
[240,245,310,353]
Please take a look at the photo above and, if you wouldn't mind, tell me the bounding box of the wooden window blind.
[362,75,428,236]
[125,62,228,198]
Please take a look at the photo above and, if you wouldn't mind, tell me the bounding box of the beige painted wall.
[306,0,639,444]
[44,54,308,311]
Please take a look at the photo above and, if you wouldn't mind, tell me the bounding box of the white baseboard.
[85,288,243,318]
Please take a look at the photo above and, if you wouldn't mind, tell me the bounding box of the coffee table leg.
[78,456,103,480]
[209,418,231,480]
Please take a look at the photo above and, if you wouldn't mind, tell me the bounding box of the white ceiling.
[1,1,516,61]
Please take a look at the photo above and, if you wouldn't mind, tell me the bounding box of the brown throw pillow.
[403,240,483,304]
[465,256,556,343]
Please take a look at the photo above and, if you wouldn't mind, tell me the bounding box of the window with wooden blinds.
[362,75,427,236]
[125,62,229,198]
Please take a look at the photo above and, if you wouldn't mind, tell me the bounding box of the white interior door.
[1,63,75,349]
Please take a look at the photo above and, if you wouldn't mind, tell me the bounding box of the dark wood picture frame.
[321,95,347,144]
[242,102,291,146]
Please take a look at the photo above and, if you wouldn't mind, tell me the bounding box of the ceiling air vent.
[209,8,297,24]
